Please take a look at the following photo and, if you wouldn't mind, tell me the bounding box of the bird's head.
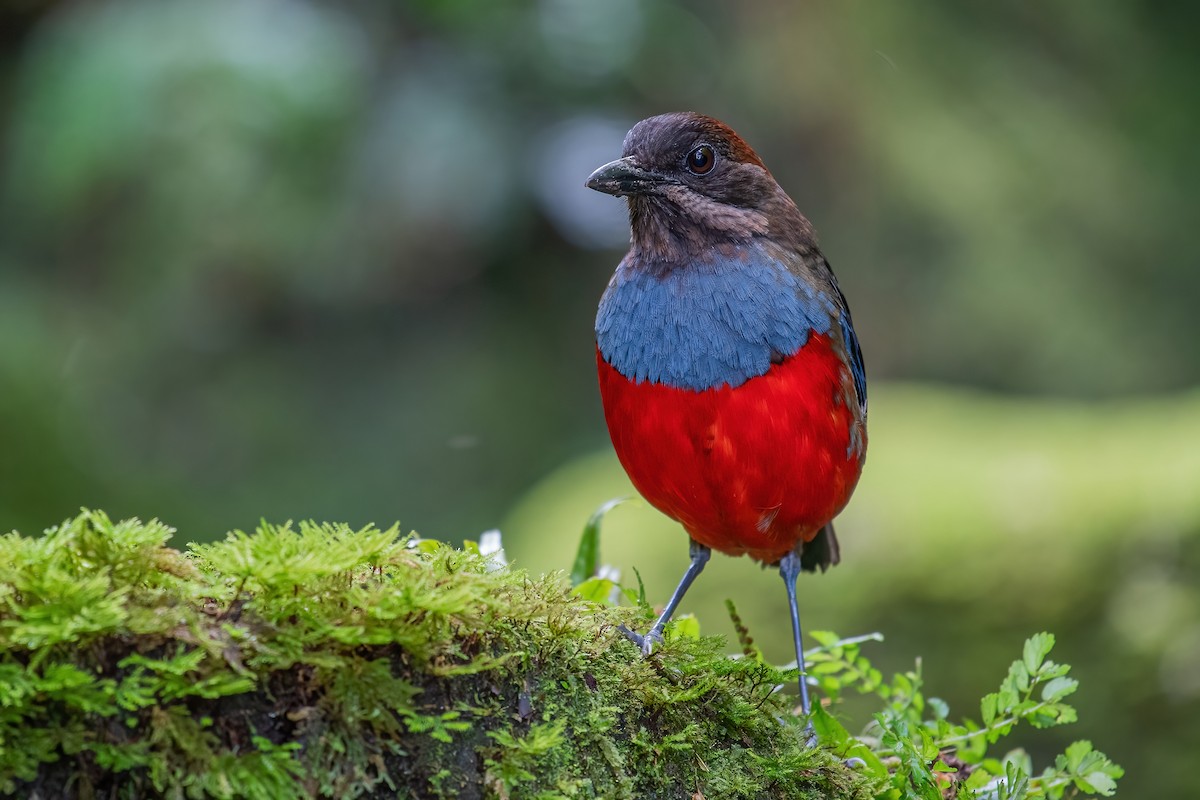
[586,112,813,262]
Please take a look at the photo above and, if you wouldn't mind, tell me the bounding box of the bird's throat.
[626,193,768,263]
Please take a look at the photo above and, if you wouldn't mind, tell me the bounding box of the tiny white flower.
[478,529,507,570]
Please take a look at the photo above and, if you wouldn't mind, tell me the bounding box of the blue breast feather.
[596,245,842,391]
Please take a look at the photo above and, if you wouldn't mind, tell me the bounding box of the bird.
[585,112,866,717]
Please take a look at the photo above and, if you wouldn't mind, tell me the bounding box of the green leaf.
[630,566,647,608]
[927,696,949,720]
[808,630,840,647]
[808,702,851,747]
[1061,739,1093,771]
[1040,676,1078,702]
[572,577,616,604]
[413,538,443,555]
[981,692,999,726]
[571,497,629,586]
[1000,758,1031,800]
[665,614,700,641]
[964,765,996,791]
[1077,771,1118,795]
[1056,740,1123,796]
[1008,661,1031,694]
[1022,632,1054,675]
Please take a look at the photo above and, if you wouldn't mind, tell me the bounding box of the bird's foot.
[802,721,818,749]
[618,624,664,655]
[795,714,866,768]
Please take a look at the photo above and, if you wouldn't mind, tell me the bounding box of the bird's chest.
[595,335,863,560]
[593,251,863,559]
[594,252,833,391]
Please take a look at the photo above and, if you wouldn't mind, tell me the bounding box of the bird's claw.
[802,723,818,749]
[618,624,664,655]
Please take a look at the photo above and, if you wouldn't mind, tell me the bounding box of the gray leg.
[779,547,813,717]
[621,539,711,655]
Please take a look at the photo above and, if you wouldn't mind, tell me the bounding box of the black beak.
[585,157,670,197]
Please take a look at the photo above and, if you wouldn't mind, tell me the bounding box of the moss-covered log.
[0,511,873,799]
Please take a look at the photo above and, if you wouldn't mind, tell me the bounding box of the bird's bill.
[585,157,670,197]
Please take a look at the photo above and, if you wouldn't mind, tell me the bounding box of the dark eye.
[686,144,715,175]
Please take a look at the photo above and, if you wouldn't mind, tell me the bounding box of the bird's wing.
[779,245,867,417]
[833,282,867,416]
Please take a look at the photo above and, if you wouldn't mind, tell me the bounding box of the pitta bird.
[586,112,867,716]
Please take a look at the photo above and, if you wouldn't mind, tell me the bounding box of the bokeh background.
[1,1,1197,795]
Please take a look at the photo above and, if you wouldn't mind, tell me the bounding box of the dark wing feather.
[838,296,867,415]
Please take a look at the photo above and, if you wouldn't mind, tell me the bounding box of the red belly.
[596,332,864,563]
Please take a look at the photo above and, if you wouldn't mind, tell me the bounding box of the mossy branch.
[0,510,872,799]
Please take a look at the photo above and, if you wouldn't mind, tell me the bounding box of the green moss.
[0,510,872,799]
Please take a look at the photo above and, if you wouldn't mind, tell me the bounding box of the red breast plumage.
[597,333,862,563]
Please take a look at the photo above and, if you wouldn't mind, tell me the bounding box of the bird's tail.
[799,523,840,573]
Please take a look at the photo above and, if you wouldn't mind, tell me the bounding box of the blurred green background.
[1,1,1196,795]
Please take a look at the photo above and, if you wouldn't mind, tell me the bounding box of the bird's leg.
[620,539,711,655]
[778,547,814,720]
